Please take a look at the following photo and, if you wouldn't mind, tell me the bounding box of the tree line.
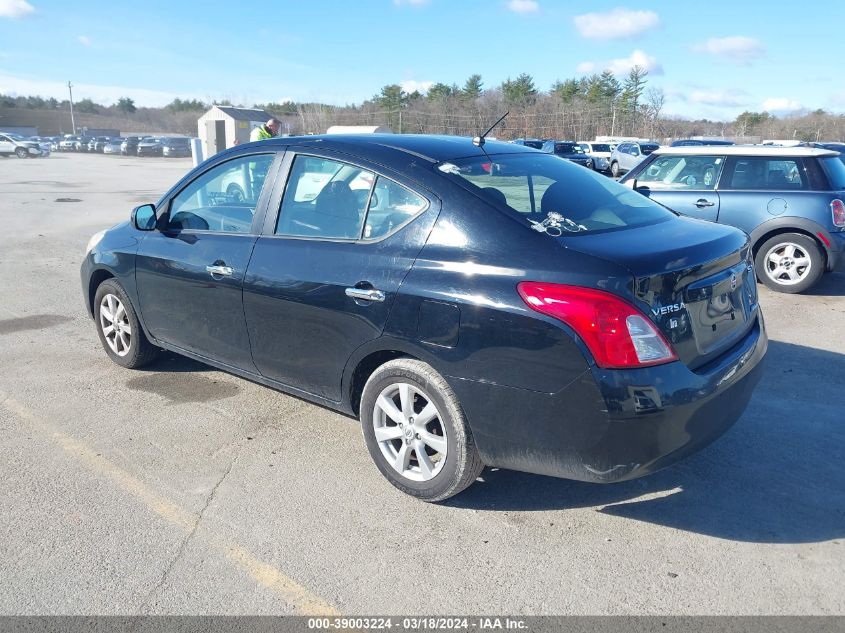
[2,70,843,142]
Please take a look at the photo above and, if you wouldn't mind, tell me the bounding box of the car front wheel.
[360,359,484,502]
[610,161,621,178]
[755,233,824,293]
[15,147,28,158]
[94,279,159,368]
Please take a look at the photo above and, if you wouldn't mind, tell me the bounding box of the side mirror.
[132,204,157,231]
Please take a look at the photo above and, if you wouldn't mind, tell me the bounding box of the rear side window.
[637,155,723,190]
[820,156,845,190]
[722,157,807,190]
[363,177,428,240]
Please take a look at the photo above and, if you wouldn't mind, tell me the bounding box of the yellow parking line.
[1,395,339,616]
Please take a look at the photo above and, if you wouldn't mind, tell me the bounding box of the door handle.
[206,264,233,277]
[345,287,386,302]
[695,199,716,208]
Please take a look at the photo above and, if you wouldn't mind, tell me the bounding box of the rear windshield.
[821,156,845,190]
[520,140,543,149]
[437,153,674,235]
[590,144,612,153]
[641,143,660,155]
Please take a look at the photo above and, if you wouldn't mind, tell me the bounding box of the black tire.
[93,279,159,368]
[360,358,485,502]
[226,183,245,202]
[610,161,621,178]
[754,233,824,294]
[15,147,28,158]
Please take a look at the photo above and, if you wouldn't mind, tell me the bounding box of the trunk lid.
[559,216,759,369]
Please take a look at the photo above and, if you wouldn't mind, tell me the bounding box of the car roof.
[239,134,537,163]
[654,145,838,157]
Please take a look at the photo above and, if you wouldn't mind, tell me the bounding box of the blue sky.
[1,0,842,121]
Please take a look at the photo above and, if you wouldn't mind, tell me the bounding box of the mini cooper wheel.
[755,233,823,294]
[94,279,159,368]
[360,359,484,502]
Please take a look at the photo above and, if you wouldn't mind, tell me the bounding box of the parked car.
[82,134,767,501]
[609,141,660,177]
[49,136,63,151]
[671,139,735,147]
[0,132,47,158]
[578,141,616,174]
[620,145,845,293]
[59,136,80,151]
[161,137,192,157]
[87,136,110,153]
[75,136,94,152]
[541,140,593,168]
[103,138,125,155]
[121,136,148,155]
[136,137,163,156]
[510,138,545,149]
[29,136,52,156]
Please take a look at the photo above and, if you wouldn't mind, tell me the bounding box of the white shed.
[197,105,273,158]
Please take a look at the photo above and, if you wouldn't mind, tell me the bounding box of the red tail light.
[517,282,678,369]
[832,199,845,227]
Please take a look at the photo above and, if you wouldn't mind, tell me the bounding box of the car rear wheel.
[15,147,28,158]
[360,359,484,502]
[755,233,823,294]
[94,279,159,368]
[610,161,621,178]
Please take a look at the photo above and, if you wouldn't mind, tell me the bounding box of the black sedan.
[136,138,163,156]
[81,135,767,502]
[161,137,192,157]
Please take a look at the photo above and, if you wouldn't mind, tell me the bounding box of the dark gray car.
[621,145,845,293]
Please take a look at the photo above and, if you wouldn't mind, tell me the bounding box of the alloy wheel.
[99,293,132,356]
[764,242,812,286]
[372,382,448,482]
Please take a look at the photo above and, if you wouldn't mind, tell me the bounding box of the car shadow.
[803,271,845,297]
[446,339,845,544]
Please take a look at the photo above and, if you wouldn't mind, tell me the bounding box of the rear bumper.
[451,314,767,483]
[824,230,845,271]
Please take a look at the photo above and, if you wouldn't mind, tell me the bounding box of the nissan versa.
[81,135,767,502]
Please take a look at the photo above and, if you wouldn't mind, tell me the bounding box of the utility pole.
[67,81,76,134]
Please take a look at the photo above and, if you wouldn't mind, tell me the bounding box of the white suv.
[609,141,660,177]
[0,133,47,158]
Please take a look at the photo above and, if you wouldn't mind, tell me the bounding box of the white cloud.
[400,80,434,94]
[692,36,765,65]
[688,90,747,107]
[574,8,659,40]
[761,97,802,113]
[77,35,91,46]
[507,0,539,14]
[577,49,663,76]
[0,0,33,18]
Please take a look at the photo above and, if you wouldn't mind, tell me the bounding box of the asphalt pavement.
[1,152,843,615]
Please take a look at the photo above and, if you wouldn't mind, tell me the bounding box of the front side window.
[276,155,373,239]
[167,153,274,232]
[439,153,674,234]
[723,157,807,190]
[637,155,723,190]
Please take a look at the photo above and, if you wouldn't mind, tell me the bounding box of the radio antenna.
[473,111,509,147]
